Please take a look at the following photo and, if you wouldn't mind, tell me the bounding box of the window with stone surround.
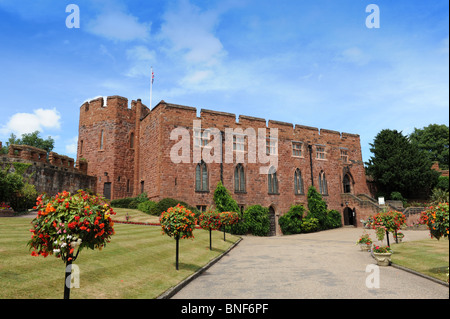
[266,137,277,156]
[340,149,349,163]
[316,145,326,159]
[318,171,328,195]
[194,129,210,148]
[195,161,209,192]
[294,168,304,195]
[233,134,245,151]
[268,166,279,194]
[234,164,245,193]
[292,141,303,157]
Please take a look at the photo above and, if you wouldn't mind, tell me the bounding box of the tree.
[1,131,54,154]
[28,190,116,299]
[365,129,439,198]
[213,181,239,213]
[409,124,449,170]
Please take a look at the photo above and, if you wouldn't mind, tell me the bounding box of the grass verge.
[391,238,449,283]
[0,215,239,299]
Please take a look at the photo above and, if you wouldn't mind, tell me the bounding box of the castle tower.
[77,95,148,200]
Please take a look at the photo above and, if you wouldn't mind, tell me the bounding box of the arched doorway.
[343,207,356,226]
[268,206,276,236]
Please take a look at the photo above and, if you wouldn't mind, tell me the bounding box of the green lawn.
[391,238,449,283]
[0,212,240,299]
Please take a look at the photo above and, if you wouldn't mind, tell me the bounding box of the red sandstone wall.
[136,101,370,232]
[77,96,372,232]
[77,96,148,199]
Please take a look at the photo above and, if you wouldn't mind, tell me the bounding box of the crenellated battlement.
[151,100,360,142]
[5,144,87,173]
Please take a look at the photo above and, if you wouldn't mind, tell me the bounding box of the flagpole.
[150,66,153,108]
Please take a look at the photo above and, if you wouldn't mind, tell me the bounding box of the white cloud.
[0,108,61,137]
[336,47,371,66]
[65,136,78,156]
[159,0,225,66]
[125,46,156,78]
[86,10,151,42]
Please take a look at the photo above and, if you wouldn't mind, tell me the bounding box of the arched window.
[318,171,328,195]
[234,164,245,192]
[268,166,278,194]
[195,161,208,191]
[294,168,304,195]
[343,174,351,193]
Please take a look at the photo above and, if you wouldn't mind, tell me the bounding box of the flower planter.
[359,243,372,251]
[373,252,392,266]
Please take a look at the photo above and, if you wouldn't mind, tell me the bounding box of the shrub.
[9,182,38,212]
[226,217,249,235]
[244,205,270,236]
[436,176,449,192]
[110,197,135,208]
[213,181,239,213]
[325,209,342,229]
[307,186,327,230]
[137,200,157,215]
[301,217,319,233]
[278,205,305,235]
[390,191,406,206]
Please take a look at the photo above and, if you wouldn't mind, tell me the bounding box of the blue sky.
[0,0,448,165]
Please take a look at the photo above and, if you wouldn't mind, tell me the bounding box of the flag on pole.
[152,68,155,84]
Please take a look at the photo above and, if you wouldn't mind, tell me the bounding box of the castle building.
[77,95,377,234]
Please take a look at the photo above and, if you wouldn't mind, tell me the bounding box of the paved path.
[172,228,449,299]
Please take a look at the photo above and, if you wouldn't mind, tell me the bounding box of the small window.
[234,164,246,192]
[194,129,210,148]
[340,149,348,163]
[80,140,83,155]
[266,138,277,155]
[195,161,208,191]
[292,142,302,157]
[318,171,328,195]
[316,146,326,159]
[100,130,104,150]
[268,166,278,194]
[130,133,134,149]
[233,135,245,151]
[294,168,304,195]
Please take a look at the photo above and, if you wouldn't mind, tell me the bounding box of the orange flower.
[45,203,55,214]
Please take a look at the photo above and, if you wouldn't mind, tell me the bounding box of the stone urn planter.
[373,252,392,266]
[372,246,393,266]
[359,243,372,251]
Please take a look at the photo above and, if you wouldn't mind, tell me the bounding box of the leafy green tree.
[1,131,54,154]
[409,124,449,170]
[366,129,439,198]
[213,181,239,213]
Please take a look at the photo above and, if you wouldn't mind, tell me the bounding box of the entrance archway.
[268,206,276,236]
[343,207,356,226]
